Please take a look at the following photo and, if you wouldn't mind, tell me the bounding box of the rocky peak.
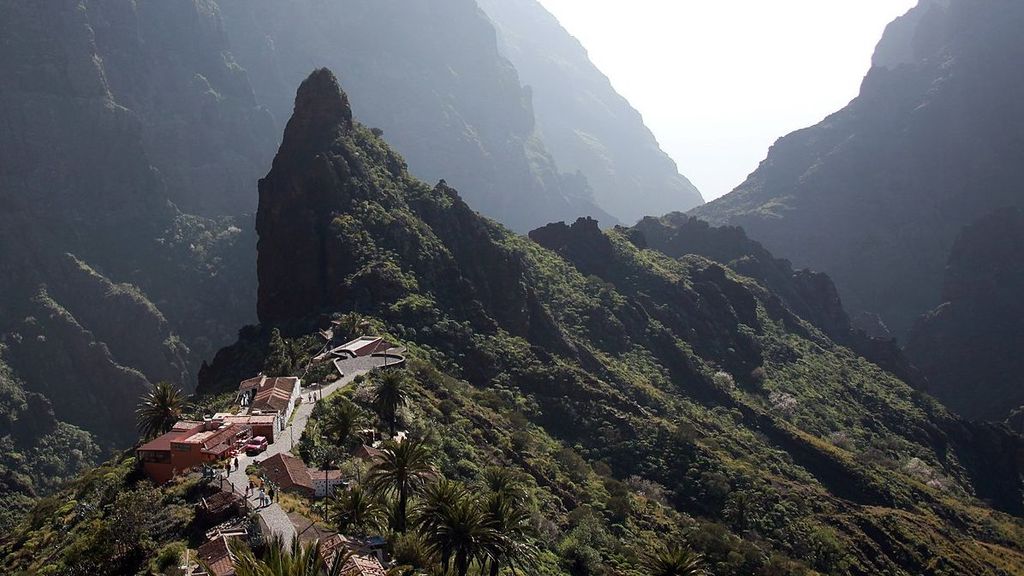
[275,68,353,167]
[529,217,614,277]
[257,68,356,327]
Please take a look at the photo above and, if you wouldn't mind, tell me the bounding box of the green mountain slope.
[0,0,697,504]
[196,69,1024,575]
[0,354,99,531]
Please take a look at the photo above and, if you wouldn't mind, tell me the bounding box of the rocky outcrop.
[692,0,1024,337]
[906,209,1024,421]
[631,214,852,338]
[217,0,613,232]
[477,0,704,222]
[255,69,572,361]
[256,69,356,326]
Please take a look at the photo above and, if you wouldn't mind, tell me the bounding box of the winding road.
[220,356,389,546]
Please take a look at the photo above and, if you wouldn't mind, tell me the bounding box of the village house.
[196,533,239,576]
[212,413,280,443]
[137,421,252,484]
[319,534,387,576]
[353,444,383,462]
[237,375,302,426]
[258,453,347,498]
[197,489,246,526]
[330,336,395,359]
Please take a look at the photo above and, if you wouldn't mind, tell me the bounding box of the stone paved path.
[220,356,387,546]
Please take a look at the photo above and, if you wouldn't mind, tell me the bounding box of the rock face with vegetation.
[0,0,699,510]
[477,0,704,223]
[906,208,1024,421]
[692,0,1024,339]
[0,0,261,515]
[196,69,1024,575]
[627,214,922,386]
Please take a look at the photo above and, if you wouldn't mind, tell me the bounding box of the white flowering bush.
[769,390,799,415]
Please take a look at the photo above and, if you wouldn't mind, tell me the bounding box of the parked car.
[245,436,268,455]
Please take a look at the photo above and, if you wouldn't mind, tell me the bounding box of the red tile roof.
[258,453,314,493]
[342,555,387,576]
[198,535,236,576]
[353,445,382,461]
[249,377,299,414]
[319,536,387,576]
[137,424,201,453]
[201,490,243,516]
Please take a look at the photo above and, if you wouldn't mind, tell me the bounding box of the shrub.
[713,371,736,390]
[152,541,184,573]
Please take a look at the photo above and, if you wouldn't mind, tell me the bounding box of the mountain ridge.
[198,68,1024,575]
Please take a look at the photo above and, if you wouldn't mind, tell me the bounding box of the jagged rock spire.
[257,68,354,326]
[274,68,354,168]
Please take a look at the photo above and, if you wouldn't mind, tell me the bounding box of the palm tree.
[642,543,707,576]
[481,467,528,504]
[230,535,348,576]
[366,439,434,533]
[136,382,187,440]
[481,492,538,576]
[390,531,435,574]
[329,486,384,536]
[372,370,410,437]
[414,478,470,567]
[323,398,359,448]
[426,495,496,576]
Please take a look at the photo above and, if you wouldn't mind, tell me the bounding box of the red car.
[244,436,268,455]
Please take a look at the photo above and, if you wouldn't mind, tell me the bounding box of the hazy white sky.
[535,0,917,200]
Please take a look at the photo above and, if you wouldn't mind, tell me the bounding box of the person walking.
[258,488,267,507]
[269,487,276,503]
[233,456,239,471]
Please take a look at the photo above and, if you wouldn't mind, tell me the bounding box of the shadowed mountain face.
[0,0,260,518]
[477,0,704,223]
[692,0,1024,338]
[907,208,1024,421]
[0,0,258,435]
[201,69,1024,574]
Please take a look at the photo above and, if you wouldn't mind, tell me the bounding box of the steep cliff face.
[906,209,1024,421]
[256,69,357,325]
[217,0,611,232]
[477,0,704,223]
[0,0,260,460]
[692,0,1024,337]
[209,69,1024,572]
